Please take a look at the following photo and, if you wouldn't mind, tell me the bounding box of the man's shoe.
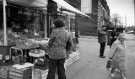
[99,56,106,58]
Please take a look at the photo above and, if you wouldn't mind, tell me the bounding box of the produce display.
[0,28,80,79]
[29,49,45,57]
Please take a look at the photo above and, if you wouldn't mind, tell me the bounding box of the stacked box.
[0,66,9,79]
[64,50,80,70]
[32,69,48,79]
[9,67,32,79]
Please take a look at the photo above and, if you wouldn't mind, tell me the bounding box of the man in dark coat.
[98,25,107,58]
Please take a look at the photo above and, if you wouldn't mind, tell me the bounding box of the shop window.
[6,5,46,38]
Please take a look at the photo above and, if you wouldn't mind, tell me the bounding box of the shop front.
[0,0,86,79]
[0,0,49,79]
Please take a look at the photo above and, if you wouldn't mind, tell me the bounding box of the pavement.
[125,34,135,79]
[66,36,109,79]
[66,34,135,79]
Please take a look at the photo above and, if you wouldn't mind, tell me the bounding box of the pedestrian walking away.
[97,25,108,58]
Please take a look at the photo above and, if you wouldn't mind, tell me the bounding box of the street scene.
[0,0,135,79]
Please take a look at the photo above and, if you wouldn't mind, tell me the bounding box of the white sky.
[106,0,134,26]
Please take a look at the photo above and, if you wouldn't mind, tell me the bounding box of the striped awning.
[0,0,47,7]
[52,0,89,17]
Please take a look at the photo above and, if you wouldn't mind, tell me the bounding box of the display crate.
[0,45,15,64]
[0,66,9,79]
[0,46,10,55]
[10,47,24,64]
[0,46,11,61]
[64,50,80,70]
[9,67,32,79]
[32,68,48,79]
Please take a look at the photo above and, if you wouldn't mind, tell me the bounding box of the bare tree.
[111,14,121,27]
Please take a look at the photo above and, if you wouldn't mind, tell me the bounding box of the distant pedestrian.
[40,19,73,79]
[108,33,127,79]
[98,25,108,58]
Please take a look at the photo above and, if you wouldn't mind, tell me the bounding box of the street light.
[3,0,7,46]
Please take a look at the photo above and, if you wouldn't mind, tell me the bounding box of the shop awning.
[0,0,48,8]
[52,0,89,17]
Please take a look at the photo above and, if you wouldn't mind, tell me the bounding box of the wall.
[77,16,97,35]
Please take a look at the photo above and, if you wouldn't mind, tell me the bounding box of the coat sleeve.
[108,42,117,59]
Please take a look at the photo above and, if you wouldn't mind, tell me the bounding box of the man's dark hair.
[54,19,65,28]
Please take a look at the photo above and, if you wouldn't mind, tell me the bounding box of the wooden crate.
[32,68,48,79]
[9,67,32,79]
[0,66,9,79]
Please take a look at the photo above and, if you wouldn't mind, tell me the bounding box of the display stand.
[64,50,80,70]
[0,45,15,64]
[32,49,80,79]
[1,0,83,79]
[9,63,34,79]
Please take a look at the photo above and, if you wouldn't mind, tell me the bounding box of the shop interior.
[0,1,79,79]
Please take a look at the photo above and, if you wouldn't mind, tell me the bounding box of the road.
[66,34,135,79]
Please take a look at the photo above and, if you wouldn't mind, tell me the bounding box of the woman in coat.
[108,33,127,79]
[40,19,73,79]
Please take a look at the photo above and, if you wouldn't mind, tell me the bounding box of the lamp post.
[3,0,7,46]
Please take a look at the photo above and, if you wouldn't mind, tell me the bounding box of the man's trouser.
[47,58,66,79]
[100,42,106,56]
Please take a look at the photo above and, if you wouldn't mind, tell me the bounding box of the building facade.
[48,0,110,36]
[65,0,97,35]
[64,0,81,37]
[97,0,110,30]
[79,0,110,35]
